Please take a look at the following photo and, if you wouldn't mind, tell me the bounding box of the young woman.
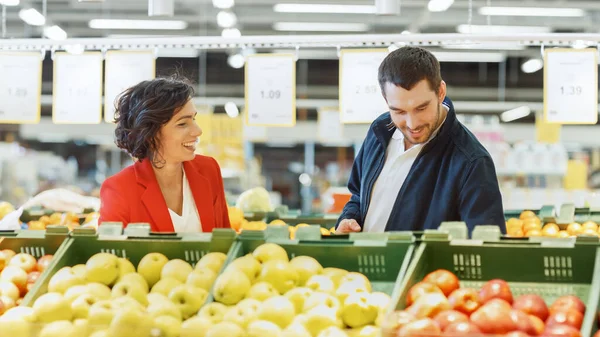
[99,76,230,232]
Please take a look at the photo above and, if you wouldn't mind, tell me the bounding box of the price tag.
[0,52,42,124]
[52,52,103,124]
[104,51,155,123]
[318,107,344,143]
[339,49,389,124]
[564,159,588,190]
[544,48,598,124]
[245,54,296,126]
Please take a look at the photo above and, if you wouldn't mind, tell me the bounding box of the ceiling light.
[227,54,245,69]
[501,106,530,122]
[273,22,369,32]
[479,6,585,17]
[221,28,241,38]
[457,24,551,34]
[18,8,46,26]
[224,102,239,118]
[521,58,543,73]
[88,19,188,30]
[273,3,376,14]
[428,0,454,12]
[441,42,525,51]
[213,0,234,9]
[44,25,67,40]
[0,0,19,6]
[432,51,505,63]
[217,11,237,28]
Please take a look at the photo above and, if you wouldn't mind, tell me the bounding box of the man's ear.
[438,80,447,102]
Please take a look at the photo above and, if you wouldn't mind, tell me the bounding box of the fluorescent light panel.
[273,22,369,32]
[44,25,67,40]
[0,0,19,6]
[432,51,505,63]
[457,24,551,34]
[88,19,188,30]
[428,0,454,12]
[273,3,376,14]
[19,8,46,26]
[501,106,531,122]
[441,42,525,51]
[479,6,585,17]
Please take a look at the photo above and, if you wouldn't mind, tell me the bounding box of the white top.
[168,170,202,233]
[362,108,448,233]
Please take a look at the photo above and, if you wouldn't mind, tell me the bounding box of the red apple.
[546,309,584,330]
[448,288,482,315]
[0,252,6,272]
[593,330,600,337]
[479,279,514,304]
[407,293,451,319]
[0,295,15,311]
[550,296,586,315]
[423,269,460,297]
[444,322,481,334]
[8,253,37,273]
[397,318,441,337]
[0,266,27,292]
[543,324,582,337]
[383,310,417,334]
[487,298,514,311]
[27,271,40,284]
[36,255,53,273]
[505,332,532,337]
[530,314,546,335]
[406,281,445,306]
[433,310,469,331]
[15,298,22,306]
[1,250,15,262]
[470,301,518,334]
[514,294,549,321]
[511,309,538,336]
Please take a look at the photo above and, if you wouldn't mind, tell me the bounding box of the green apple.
[196,252,227,274]
[147,292,170,305]
[205,321,245,337]
[282,322,312,337]
[71,293,101,319]
[111,296,146,313]
[71,264,87,279]
[290,256,323,286]
[168,284,208,319]
[180,316,213,337]
[258,260,299,294]
[111,279,149,306]
[48,266,86,294]
[86,283,112,300]
[108,307,153,337]
[252,243,289,263]
[341,292,378,328]
[257,295,296,329]
[340,272,371,292]
[212,269,251,305]
[305,275,335,294]
[85,253,120,286]
[154,315,182,337]
[161,259,193,283]
[198,302,229,323]
[63,285,88,304]
[284,287,313,314]
[303,292,340,315]
[237,298,262,312]
[1,306,37,322]
[39,320,78,337]
[222,301,258,328]
[88,300,114,328]
[137,252,169,288]
[368,292,391,312]
[0,316,31,337]
[321,268,348,288]
[147,298,182,321]
[151,277,183,297]
[118,273,149,293]
[0,281,19,301]
[335,282,369,304]
[303,306,340,337]
[32,292,73,323]
[187,268,217,292]
[247,320,282,337]
[225,254,262,283]
[246,281,280,301]
[73,318,91,337]
[317,326,349,337]
[117,258,136,278]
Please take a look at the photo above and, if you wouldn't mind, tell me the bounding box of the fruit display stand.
[0,226,69,258]
[386,229,600,336]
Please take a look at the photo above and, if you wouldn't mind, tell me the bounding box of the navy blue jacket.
[337,97,505,233]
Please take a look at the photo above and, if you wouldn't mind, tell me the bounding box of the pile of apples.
[0,249,53,314]
[204,242,390,337]
[383,269,586,337]
[506,211,600,238]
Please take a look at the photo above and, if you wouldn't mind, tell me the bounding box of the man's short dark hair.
[378,46,442,95]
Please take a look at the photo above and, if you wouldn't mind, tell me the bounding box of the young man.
[336,46,505,234]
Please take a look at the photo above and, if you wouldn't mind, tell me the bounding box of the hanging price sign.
[245,53,296,127]
[339,49,389,124]
[53,52,103,124]
[104,51,155,123]
[544,48,598,124]
[0,52,43,124]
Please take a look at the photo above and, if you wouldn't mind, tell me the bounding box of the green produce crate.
[390,230,600,337]
[266,214,341,229]
[0,226,69,259]
[22,227,237,306]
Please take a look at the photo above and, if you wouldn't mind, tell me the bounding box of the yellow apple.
[368,292,391,312]
[237,298,262,312]
[225,254,262,283]
[282,322,312,337]
[161,259,193,283]
[147,298,182,321]
[0,316,31,337]
[212,269,251,305]
[8,253,37,273]
[73,318,91,337]
[340,272,371,292]
[305,275,335,294]
[223,301,259,328]
[64,285,88,304]
[257,295,296,328]
[71,264,87,279]
[1,306,37,322]
[205,321,246,337]
[151,277,183,296]
[168,284,208,319]
[303,292,341,315]
[322,268,348,288]
[341,292,378,328]
[108,307,154,337]
[111,279,149,306]
[303,306,340,337]
[258,260,299,294]
[180,316,213,337]
[247,320,283,337]
[0,266,27,292]
[39,320,78,337]
[86,282,112,300]
[117,258,136,278]
[87,300,114,327]
[90,331,109,337]
[48,266,86,294]
[154,315,182,337]
[186,268,217,292]
[290,256,323,286]
[317,326,349,337]
[71,293,101,319]
[111,295,146,313]
[348,325,379,337]
[336,282,369,304]
[147,292,170,305]
[284,287,313,314]
[85,253,120,286]
[33,292,73,323]
[0,281,20,301]
[196,252,227,274]
[247,281,280,301]
[252,243,289,263]
[118,272,149,293]
[198,302,230,323]
[137,252,169,288]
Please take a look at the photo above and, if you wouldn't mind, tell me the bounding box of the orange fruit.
[557,231,571,238]
[507,218,523,228]
[580,228,598,237]
[523,222,542,233]
[582,221,598,232]
[507,229,524,238]
[526,229,543,237]
[567,223,584,236]
[542,226,559,237]
[543,223,560,232]
[520,210,537,220]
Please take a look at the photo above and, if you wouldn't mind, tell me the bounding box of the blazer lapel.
[183,161,215,232]
[135,160,174,232]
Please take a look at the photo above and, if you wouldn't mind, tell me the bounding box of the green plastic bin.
[390,231,600,337]
[0,226,69,259]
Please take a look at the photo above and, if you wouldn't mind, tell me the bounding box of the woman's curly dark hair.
[113,75,195,167]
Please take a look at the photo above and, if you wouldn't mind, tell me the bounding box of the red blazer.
[99,155,231,232]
